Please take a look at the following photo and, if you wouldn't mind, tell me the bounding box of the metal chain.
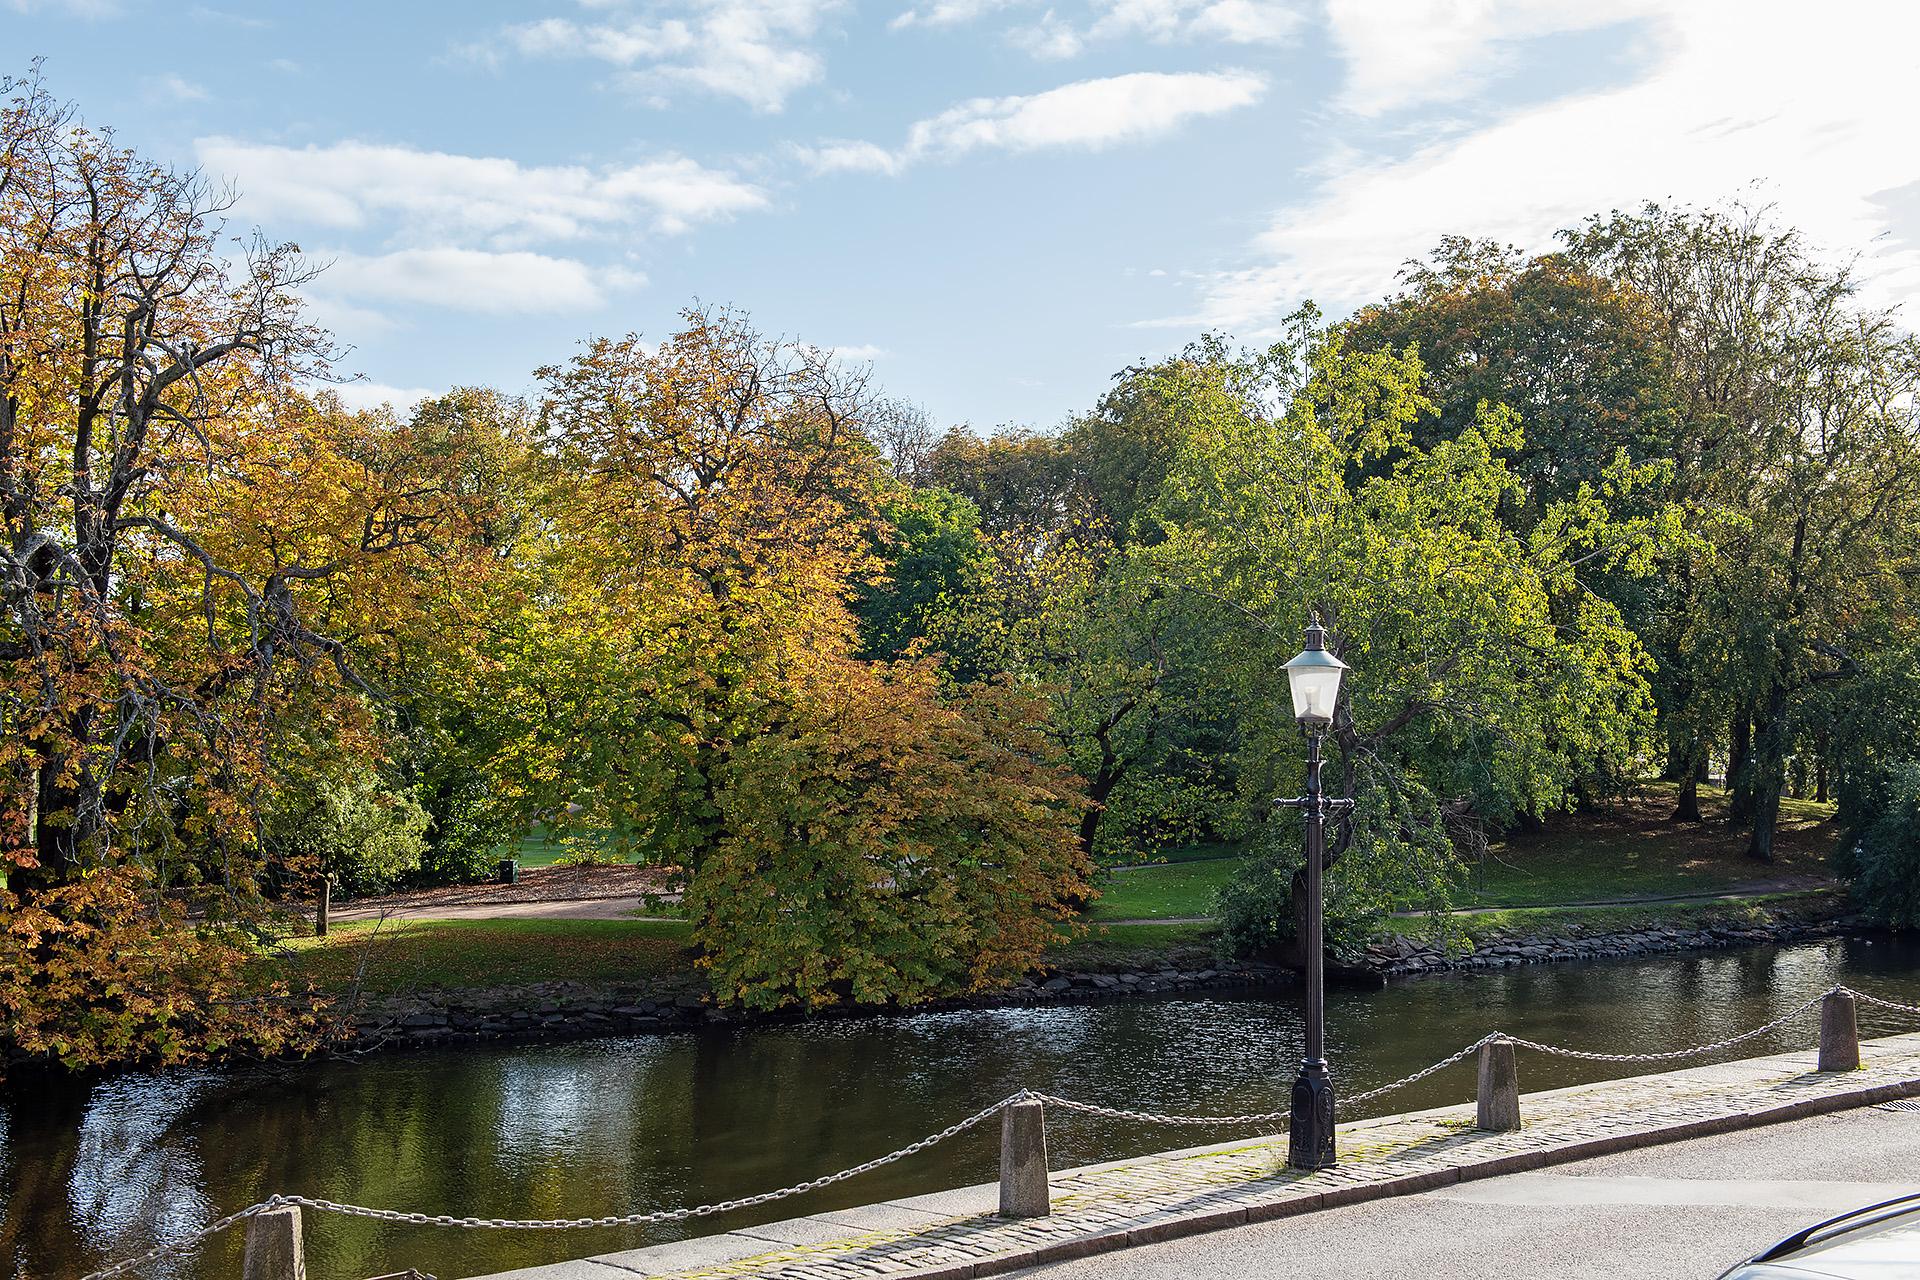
[1500,989,1834,1063]
[280,1093,1018,1231]
[85,983,1920,1279]
[1836,985,1920,1017]
[76,1094,1022,1280]
[1029,1092,1291,1126]
[77,1198,292,1280]
[1342,1034,1503,1106]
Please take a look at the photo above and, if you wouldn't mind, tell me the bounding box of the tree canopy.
[8,70,1920,1069]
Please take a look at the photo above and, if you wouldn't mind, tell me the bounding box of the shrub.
[1837,759,1920,929]
[0,868,328,1074]
[688,658,1092,1010]
[265,764,430,897]
[1213,823,1380,961]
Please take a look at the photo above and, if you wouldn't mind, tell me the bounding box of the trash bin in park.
[498,858,519,885]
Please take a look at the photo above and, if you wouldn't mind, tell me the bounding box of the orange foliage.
[0,868,329,1073]
[690,651,1091,1010]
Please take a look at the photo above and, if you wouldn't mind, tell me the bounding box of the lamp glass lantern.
[1282,622,1348,728]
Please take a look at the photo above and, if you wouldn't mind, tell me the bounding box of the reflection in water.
[6,936,1920,1280]
[70,1075,217,1273]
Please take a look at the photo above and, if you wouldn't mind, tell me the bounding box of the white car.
[1719,1194,1920,1278]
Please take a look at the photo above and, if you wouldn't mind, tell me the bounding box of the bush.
[0,868,328,1073]
[413,771,508,885]
[1213,822,1380,960]
[1837,759,1920,929]
[1214,778,1466,961]
[266,763,430,898]
[688,658,1092,1010]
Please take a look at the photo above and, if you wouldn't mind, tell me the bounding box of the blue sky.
[7,0,1919,429]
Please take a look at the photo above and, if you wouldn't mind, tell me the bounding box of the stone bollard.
[999,1099,1050,1217]
[242,1205,306,1280]
[1476,1038,1522,1131]
[1819,990,1861,1072]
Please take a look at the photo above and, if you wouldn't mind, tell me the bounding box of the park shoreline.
[327,896,1859,1058]
[0,895,1858,1078]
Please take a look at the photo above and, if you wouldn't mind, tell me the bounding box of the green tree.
[1140,322,1666,960]
[1569,205,1920,857]
[854,485,999,681]
[1346,238,1677,520]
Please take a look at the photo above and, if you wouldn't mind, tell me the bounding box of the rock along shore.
[335,900,1860,1056]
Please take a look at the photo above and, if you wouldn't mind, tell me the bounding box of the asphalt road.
[1018,1105,1920,1280]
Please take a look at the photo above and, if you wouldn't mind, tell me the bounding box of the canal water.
[8,936,1920,1280]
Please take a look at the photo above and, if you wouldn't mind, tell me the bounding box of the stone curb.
[874,1061,1920,1280]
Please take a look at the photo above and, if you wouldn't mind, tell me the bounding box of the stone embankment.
[1357,905,1849,978]
[339,904,1860,1054]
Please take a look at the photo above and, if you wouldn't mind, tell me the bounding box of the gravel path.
[330,863,682,922]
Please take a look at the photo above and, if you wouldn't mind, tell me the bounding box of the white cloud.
[1190,0,1920,331]
[1007,11,1084,59]
[1176,0,1302,45]
[316,249,645,314]
[801,70,1265,178]
[891,0,1026,29]
[145,73,209,103]
[894,0,1298,56]
[332,380,440,414]
[1087,0,1301,46]
[793,139,903,176]
[490,0,845,112]
[905,69,1266,159]
[1325,0,1662,117]
[196,139,765,242]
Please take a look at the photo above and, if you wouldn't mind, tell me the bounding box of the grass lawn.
[503,825,617,870]
[1381,889,1837,950]
[1087,857,1241,922]
[269,918,697,995]
[1077,783,1840,925]
[278,785,1840,996]
[1459,783,1838,909]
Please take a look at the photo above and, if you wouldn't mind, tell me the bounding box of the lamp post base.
[1287,1059,1337,1170]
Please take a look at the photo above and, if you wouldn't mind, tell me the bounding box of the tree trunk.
[1671,772,1702,823]
[1668,734,1704,823]
[1744,684,1790,862]
[1727,712,1754,824]
[1660,729,1688,783]
[25,750,84,892]
[1079,759,1123,861]
[1746,783,1781,862]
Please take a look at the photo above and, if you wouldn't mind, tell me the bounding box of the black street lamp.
[1277,615,1353,1171]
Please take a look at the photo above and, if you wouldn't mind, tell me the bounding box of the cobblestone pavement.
[472,1031,1920,1280]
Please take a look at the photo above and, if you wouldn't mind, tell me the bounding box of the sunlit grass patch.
[269,918,697,994]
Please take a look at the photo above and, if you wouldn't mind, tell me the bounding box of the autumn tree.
[0,74,503,1068]
[479,309,1094,1001]
[690,651,1089,1009]
[0,72,336,893]
[513,309,889,863]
